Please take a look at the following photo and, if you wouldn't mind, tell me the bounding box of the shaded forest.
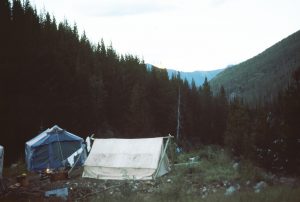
[0,0,299,175]
[0,0,227,164]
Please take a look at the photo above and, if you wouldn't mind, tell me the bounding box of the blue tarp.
[45,187,68,200]
[25,125,86,171]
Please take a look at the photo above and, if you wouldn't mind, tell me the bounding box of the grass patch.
[174,145,273,184]
[239,159,268,182]
[201,160,238,183]
[202,185,300,202]
[175,145,239,184]
[94,185,300,202]
[3,145,299,202]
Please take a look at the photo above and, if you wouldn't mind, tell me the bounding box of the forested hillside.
[146,64,224,86]
[1,0,299,175]
[0,0,227,164]
[210,30,300,105]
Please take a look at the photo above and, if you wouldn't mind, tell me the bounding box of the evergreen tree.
[199,77,213,144]
[225,98,254,157]
[0,0,232,164]
[0,0,11,60]
[278,68,300,173]
[212,85,228,145]
[128,82,152,136]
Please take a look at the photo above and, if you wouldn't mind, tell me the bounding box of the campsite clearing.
[1,146,300,202]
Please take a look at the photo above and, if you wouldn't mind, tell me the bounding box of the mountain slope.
[210,30,300,104]
[167,69,224,86]
[146,64,224,86]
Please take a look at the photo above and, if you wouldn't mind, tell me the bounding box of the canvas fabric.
[25,125,85,171]
[82,137,170,180]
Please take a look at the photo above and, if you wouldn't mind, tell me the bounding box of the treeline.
[1,0,299,175]
[0,0,226,164]
[224,68,300,174]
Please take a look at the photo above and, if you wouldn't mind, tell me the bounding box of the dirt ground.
[0,167,172,201]
[1,166,299,202]
[1,151,300,202]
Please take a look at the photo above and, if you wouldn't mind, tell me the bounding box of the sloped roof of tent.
[26,125,83,148]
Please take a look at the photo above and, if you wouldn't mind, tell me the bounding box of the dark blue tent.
[25,125,86,171]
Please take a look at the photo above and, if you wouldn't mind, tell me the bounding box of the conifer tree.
[279,68,300,173]
[225,98,254,157]
[200,77,213,143]
[212,85,228,144]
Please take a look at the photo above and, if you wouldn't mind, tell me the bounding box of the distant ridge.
[167,69,224,86]
[210,29,300,104]
[146,64,224,86]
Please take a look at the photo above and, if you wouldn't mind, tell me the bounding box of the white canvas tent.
[82,137,170,180]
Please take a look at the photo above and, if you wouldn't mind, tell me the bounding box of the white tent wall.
[82,137,170,180]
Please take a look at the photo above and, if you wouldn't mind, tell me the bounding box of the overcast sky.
[31,0,300,71]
